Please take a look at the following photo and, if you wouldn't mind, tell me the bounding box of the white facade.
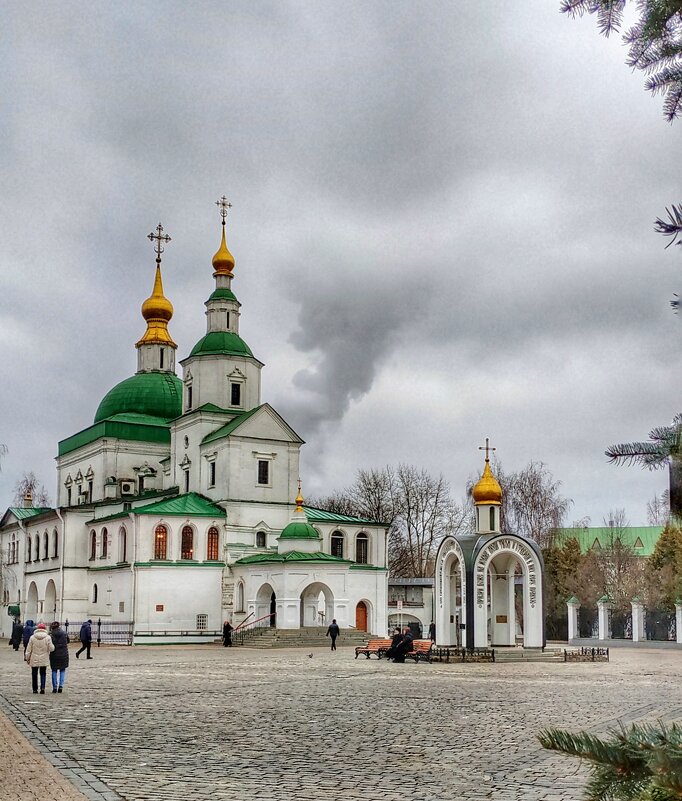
[0,211,389,643]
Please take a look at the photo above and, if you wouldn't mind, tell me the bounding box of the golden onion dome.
[472,460,502,506]
[212,224,235,277]
[295,481,304,512]
[136,265,177,348]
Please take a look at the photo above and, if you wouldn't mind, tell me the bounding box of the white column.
[567,597,580,641]
[597,597,612,641]
[676,602,682,645]
[631,599,645,643]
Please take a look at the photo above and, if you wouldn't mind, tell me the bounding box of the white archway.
[255,582,277,626]
[435,537,466,647]
[44,580,57,620]
[473,536,543,648]
[299,581,334,627]
[26,582,39,621]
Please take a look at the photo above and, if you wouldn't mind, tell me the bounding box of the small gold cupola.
[295,479,304,512]
[212,195,235,277]
[136,223,177,349]
[472,438,502,506]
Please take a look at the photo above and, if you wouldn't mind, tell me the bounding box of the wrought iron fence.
[64,619,134,646]
[646,609,677,641]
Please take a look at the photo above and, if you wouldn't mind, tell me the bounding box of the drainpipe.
[55,508,65,621]
[131,513,137,642]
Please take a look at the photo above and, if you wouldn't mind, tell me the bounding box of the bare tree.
[12,471,51,508]
[647,491,670,525]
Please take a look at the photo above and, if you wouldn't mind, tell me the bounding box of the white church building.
[0,199,388,643]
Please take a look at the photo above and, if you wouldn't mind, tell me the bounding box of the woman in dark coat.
[22,620,35,653]
[10,619,23,651]
[49,621,69,693]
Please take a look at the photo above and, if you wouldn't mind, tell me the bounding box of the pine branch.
[654,204,682,247]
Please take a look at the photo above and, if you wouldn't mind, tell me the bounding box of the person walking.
[326,618,340,651]
[222,620,233,647]
[10,619,23,652]
[428,621,436,643]
[25,623,55,694]
[49,622,69,693]
[75,619,93,659]
[22,620,35,654]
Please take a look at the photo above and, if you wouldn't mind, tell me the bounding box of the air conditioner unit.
[120,481,135,496]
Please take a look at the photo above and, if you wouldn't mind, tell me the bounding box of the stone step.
[495,648,564,663]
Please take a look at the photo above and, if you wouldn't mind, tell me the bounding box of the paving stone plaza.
[0,644,681,801]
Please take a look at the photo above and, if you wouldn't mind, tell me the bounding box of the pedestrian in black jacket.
[10,619,23,651]
[22,620,35,653]
[76,619,93,659]
[222,620,233,647]
[392,627,414,663]
[385,627,403,660]
[326,619,340,651]
[49,622,69,692]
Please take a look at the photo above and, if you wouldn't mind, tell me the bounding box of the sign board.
[496,615,508,624]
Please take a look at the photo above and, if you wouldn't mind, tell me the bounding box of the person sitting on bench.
[385,627,403,661]
[391,627,414,664]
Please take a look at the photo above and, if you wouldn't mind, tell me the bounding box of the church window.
[43,532,49,560]
[207,527,219,560]
[209,461,216,487]
[52,529,58,558]
[160,347,165,369]
[119,527,127,563]
[181,526,194,560]
[196,614,208,630]
[101,528,108,558]
[256,530,266,548]
[230,382,241,406]
[634,537,644,549]
[67,487,72,506]
[27,536,31,563]
[90,531,96,561]
[88,480,93,501]
[355,533,369,564]
[138,476,145,494]
[92,583,98,603]
[257,460,269,485]
[591,538,601,550]
[331,531,344,558]
[35,535,41,562]
[186,385,193,410]
[236,582,245,613]
[154,525,168,560]
[184,470,190,493]
[489,507,495,531]
[184,436,189,449]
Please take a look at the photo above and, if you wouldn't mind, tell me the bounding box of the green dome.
[94,372,182,423]
[279,521,321,540]
[189,331,254,358]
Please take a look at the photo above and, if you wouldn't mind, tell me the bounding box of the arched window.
[154,525,167,560]
[52,529,58,558]
[35,534,41,561]
[27,536,32,563]
[43,531,49,560]
[181,526,194,560]
[119,527,127,563]
[489,507,495,531]
[90,530,97,561]
[236,581,245,613]
[355,532,369,564]
[101,527,108,558]
[256,530,266,548]
[92,583,98,603]
[207,526,219,561]
[331,530,344,558]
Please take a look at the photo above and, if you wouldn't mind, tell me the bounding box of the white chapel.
[0,199,388,643]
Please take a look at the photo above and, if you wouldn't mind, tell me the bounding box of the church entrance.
[269,592,276,627]
[299,582,334,627]
[355,601,368,631]
[255,583,277,627]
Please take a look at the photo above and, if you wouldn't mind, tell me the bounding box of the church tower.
[472,438,502,535]
[179,197,263,413]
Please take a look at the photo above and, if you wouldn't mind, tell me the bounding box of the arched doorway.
[299,582,334,627]
[255,583,277,627]
[434,537,466,647]
[44,580,57,620]
[269,592,276,627]
[356,601,368,631]
[27,582,39,620]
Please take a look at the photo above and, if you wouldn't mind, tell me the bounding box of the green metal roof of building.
[201,406,261,445]
[556,526,664,557]
[235,551,351,566]
[189,331,253,359]
[207,288,239,303]
[130,492,226,518]
[7,507,53,521]
[94,372,182,424]
[279,520,321,540]
[58,416,171,457]
[303,506,387,527]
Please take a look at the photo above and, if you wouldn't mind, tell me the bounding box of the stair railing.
[234,613,275,645]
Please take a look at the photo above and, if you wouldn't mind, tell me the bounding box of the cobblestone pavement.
[0,644,681,801]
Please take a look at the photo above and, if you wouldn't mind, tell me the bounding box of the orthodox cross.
[216,195,232,225]
[148,223,171,264]
[479,437,496,462]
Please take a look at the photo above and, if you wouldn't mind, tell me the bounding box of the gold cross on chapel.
[216,195,232,224]
[479,437,496,462]
[148,223,171,264]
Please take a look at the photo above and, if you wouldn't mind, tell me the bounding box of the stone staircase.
[494,647,564,663]
[237,626,370,649]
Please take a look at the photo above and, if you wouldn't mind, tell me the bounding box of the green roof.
[130,492,226,518]
[58,417,171,457]
[303,505,387,527]
[189,331,254,358]
[556,526,663,557]
[235,551,351,566]
[207,288,239,303]
[8,507,53,520]
[201,406,262,445]
[94,372,182,424]
[279,520,321,540]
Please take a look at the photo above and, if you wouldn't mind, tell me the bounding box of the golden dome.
[472,460,502,506]
[212,224,235,277]
[295,480,304,512]
[136,265,177,348]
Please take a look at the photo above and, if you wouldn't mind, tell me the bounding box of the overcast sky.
[1,2,679,525]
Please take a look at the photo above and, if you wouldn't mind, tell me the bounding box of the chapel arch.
[255,582,277,627]
[434,537,466,647]
[44,580,57,619]
[27,582,38,620]
[299,581,334,627]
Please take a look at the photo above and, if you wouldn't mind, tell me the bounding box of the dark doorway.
[270,592,276,627]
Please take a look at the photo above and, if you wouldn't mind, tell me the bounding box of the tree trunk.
[669,457,682,522]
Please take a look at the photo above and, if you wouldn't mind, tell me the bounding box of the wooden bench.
[405,639,433,663]
[355,638,392,659]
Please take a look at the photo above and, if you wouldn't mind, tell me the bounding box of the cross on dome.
[148,223,171,263]
[478,437,496,462]
[216,195,232,224]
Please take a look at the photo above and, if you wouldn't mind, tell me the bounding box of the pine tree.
[539,722,682,800]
